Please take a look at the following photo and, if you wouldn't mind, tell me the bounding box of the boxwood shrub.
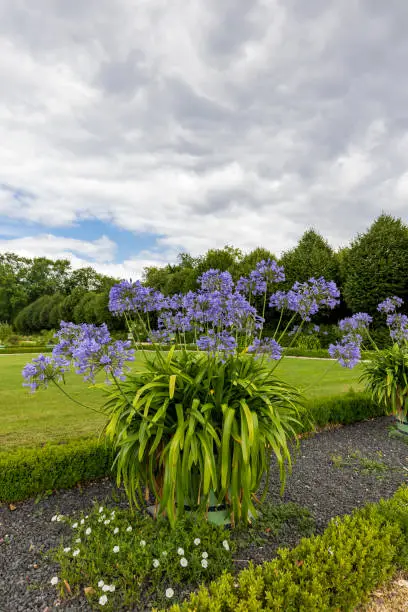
[168,486,408,611]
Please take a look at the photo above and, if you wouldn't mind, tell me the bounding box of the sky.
[1,0,408,280]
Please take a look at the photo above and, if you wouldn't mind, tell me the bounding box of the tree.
[232,247,277,279]
[342,214,408,316]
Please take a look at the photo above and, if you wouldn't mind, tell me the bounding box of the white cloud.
[1,0,408,264]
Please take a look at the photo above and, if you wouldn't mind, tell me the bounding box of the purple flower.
[270,278,340,321]
[386,313,408,343]
[22,354,70,392]
[109,280,164,314]
[52,322,134,382]
[247,337,282,361]
[328,341,361,368]
[339,313,372,333]
[377,296,404,314]
[236,260,285,297]
[198,270,234,295]
[196,330,237,358]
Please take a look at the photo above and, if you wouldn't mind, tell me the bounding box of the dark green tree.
[342,214,408,315]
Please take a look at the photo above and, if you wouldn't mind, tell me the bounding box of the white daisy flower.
[113,545,120,553]
[72,522,78,529]
[113,527,119,535]
[108,585,115,592]
[201,559,208,568]
[165,588,174,598]
[194,538,201,545]
[180,557,188,567]
[140,540,146,547]
[80,519,85,525]
[63,547,71,553]
[177,547,184,556]
[202,551,208,559]
[98,580,104,588]
[222,540,230,551]
[153,559,160,568]
[51,515,57,522]
[73,549,80,557]
[99,507,104,513]
[99,594,108,606]
[102,585,111,592]
[75,538,81,544]
[50,576,59,585]
[126,526,132,532]
[85,527,92,536]
[104,519,110,525]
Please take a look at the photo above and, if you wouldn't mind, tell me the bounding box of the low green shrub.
[0,392,388,503]
[168,486,408,611]
[0,345,52,354]
[0,438,113,502]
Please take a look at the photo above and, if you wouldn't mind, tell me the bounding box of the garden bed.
[1,416,407,611]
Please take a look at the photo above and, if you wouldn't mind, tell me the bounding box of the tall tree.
[342,214,408,316]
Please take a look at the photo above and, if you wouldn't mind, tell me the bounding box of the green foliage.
[342,214,408,315]
[294,333,321,351]
[0,438,113,502]
[360,344,408,418]
[169,486,408,612]
[0,321,13,342]
[0,345,52,354]
[302,390,386,430]
[53,506,233,610]
[104,349,305,527]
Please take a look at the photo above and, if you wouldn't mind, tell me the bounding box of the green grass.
[0,354,363,450]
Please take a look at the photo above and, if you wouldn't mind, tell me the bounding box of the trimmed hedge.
[168,486,408,611]
[0,438,113,502]
[0,346,52,354]
[0,392,388,504]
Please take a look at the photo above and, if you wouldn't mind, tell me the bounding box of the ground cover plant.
[22,263,342,526]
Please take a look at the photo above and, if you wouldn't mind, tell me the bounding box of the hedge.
[0,393,388,503]
[0,346,52,354]
[167,486,408,611]
[0,438,113,503]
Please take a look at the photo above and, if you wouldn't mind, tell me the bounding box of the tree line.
[2,214,408,334]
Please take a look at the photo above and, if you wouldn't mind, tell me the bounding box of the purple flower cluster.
[339,313,372,336]
[109,280,165,315]
[377,296,404,314]
[236,259,285,296]
[196,330,237,359]
[386,313,408,343]
[197,269,234,295]
[22,354,69,392]
[53,322,135,382]
[328,340,361,369]
[247,337,282,361]
[269,278,340,321]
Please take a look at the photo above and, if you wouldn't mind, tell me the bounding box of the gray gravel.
[1,416,407,611]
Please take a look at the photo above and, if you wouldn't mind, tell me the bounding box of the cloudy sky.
[1,0,408,279]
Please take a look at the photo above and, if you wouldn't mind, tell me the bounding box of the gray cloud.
[0,0,408,277]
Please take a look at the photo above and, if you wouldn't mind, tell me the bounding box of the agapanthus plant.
[23,261,340,526]
[329,297,408,425]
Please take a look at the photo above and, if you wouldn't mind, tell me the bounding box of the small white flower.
[50,576,59,586]
[63,547,71,553]
[80,518,85,525]
[99,506,104,513]
[108,585,115,592]
[98,580,104,588]
[202,551,208,559]
[85,515,89,519]
[162,551,167,556]
[98,517,103,523]
[328,547,334,556]
[56,515,63,522]
[113,545,120,553]
[75,538,81,544]
[113,527,119,535]
[72,522,78,529]
[51,515,57,522]
[177,547,184,556]
[73,549,80,557]
[140,540,146,547]
[180,557,188,567]
[126,526,132,532]
[153,559,160,568]
[85,527,92,536]
[102,585,111,592]
[110,511,115,518]
[201,559,208,569]
[99,594,108,606]
[165,588,174,599]
[104,519,110,525]
[194,538,201,546]
[222,540,230,551]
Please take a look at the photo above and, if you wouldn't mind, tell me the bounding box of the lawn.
[0,354,363,450]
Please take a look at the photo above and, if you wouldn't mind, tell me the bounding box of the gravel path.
[1,416,407,611]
